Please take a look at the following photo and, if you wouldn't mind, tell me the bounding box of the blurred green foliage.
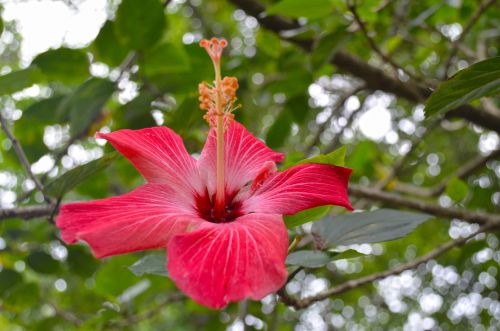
[0,0,499,330]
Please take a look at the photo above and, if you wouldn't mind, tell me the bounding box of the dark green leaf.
[118,91,157,129]
[0,67,44,95]
[129,254,168,277]
[21,95,67,124]
[285,205,331,229]
[0,269,23,296]
[92,20,129,67]
[45,152,119,198]
[266,110,293,148]
[26,251,60,274]
[67,246,100,278]
[446,177,469,202]
[425,57,500,117]
[286,95,310,124]
[31,47,89,84]
[286,250,332,268]
[312,209,432,248]
[311,28,349,72]
[115,0,166,50]
[59,77,115,136]
[267,0,334,19]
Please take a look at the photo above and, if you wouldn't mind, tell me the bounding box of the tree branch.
[279,223,495,309]
[0,204,55,221]
[228,0,500,133]
[349,185,500,225]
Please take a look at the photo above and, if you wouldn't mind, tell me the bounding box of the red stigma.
[199,37,228,63]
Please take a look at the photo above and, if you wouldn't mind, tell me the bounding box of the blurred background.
[0,0,499,330]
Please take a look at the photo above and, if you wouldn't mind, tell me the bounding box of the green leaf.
[424,57,500,117]
[166,96,203,133]
[285,205,331,229]
[289,146,346,169]
[446,176,469,202]
[142,42,190,76]
[128,254,168,277]
[115,0,166,50]
[94,255,137,296]
[267,0,333,19]
[311,28,349,72]
[331,249,366,260]
[26,251,61,274]
[257,30,282,58]
[67,246,100,278]
[286,249,366,268]
[59,77,115,136]
[312,209,432,248]
[45,153,119,198]
[92,20,129,67]
[0,67,44,95]
[286,250,332,268]
[266,110,293,148]
[31,47,89,84]
[3,283,40,311]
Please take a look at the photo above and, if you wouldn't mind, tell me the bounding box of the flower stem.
[288,236,303,253]
[214,61,225,218]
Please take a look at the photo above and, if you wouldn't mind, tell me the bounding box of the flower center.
[199,37,240,220]
[195,190,243,223]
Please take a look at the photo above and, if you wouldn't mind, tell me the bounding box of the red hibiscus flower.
[56,38,352,309]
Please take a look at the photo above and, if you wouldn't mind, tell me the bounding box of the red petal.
[240,163,353,215]
[167,213,288,309]
[56,184,204,258]
[97,127,202,196]
[198,121,284,197]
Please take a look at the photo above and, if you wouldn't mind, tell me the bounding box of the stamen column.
[200,38,228,219]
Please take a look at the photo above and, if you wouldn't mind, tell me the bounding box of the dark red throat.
[195,190,243,223]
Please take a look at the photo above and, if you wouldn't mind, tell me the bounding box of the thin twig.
[306,86,365,154]
[346,0,424,86]
[349,185,500,225]
[279,223,496,309]
[443,0,498,77]
[238,300,249,331]
[324,93,368,154]
[373,118,441,190]
[393,147,500,198]
[107,293,185,328]
[48,302,84,327]
[0,112,51,203]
